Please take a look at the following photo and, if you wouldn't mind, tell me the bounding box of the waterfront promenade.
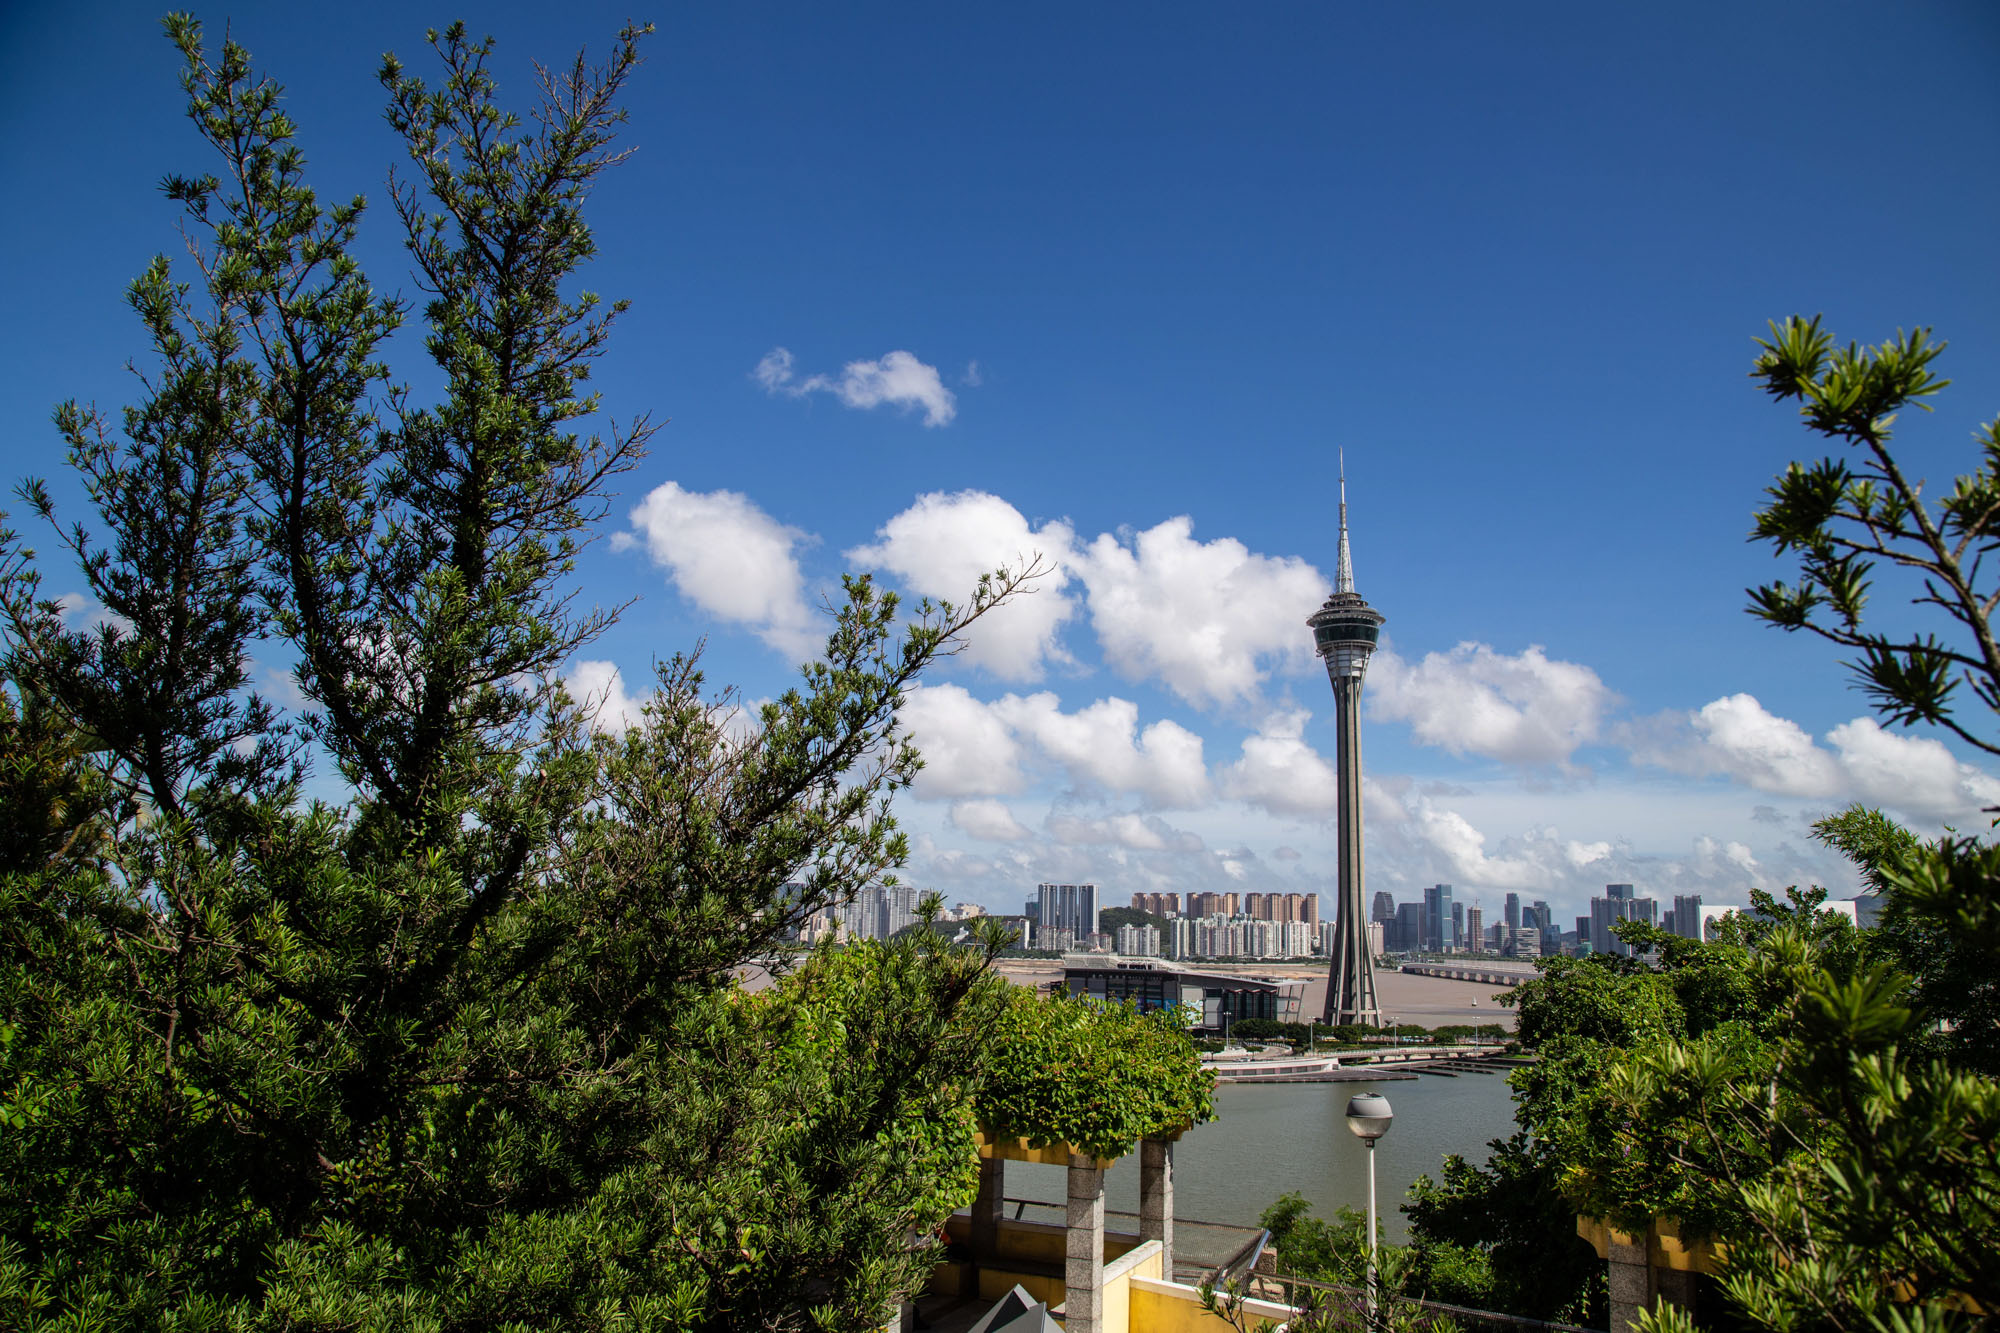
[992,958,1525,1030]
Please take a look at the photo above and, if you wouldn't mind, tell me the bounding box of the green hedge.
[975,992,1215,1160]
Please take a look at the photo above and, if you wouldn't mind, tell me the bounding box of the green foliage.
[1516,311,2000,1328]
[1405,1136,1604,1324]
[1748,316,2000,757]
[1573,909,2000,1331]
[1096,905,1167,935]
[1496,801,2000,1332]
[1248,1192,1474,1332]
[1423,1023,1509,1045]
[0,18,1099,1331]
[0,684,122,876]
[1415,896,1861,1322]
[1720,321,2000,1328]
[1811,806,1920,895]
[974,991,1214,1160]
[1866,832,2000,1077]
[1509,952,1686,1049]
[1224,1018,1304,1043]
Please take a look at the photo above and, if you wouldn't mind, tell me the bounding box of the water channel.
[1000,1069,1520,1247]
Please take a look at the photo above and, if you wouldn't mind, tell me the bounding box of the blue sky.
[5,2,2000,923]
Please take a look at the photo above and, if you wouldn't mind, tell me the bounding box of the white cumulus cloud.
[1628,693,2000,820]
[853,495,1338,708]
[951,799,1033,842]
[754,346,957,427]
[566,659,646,734]
[1396,798,1631,893]
[990,692,1211,808]
[901,684,1028,799]
[1073,516,1326,710]
[848,490,1079,681]
[900,685,1212,808]
[54,591,131,636]
[1045,811,1204,853]
[615,482,819,660]
[1220,710,1340,818]
[1369,642,1616,766]
[1823,717,2000,817]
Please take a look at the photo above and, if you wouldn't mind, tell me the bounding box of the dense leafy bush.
[975,992,1215,1159]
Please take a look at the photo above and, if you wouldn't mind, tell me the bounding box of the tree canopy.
[1484,321,2000,1333]
[0,20,1210,1331]
[1377,322,2000,1333]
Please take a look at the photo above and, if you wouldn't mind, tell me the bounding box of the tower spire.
[1336,451,1355,595]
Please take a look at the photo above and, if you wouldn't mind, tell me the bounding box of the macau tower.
[1308,466,1386,1027]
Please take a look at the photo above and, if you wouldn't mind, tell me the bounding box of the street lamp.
[1345,1092,1394,1330]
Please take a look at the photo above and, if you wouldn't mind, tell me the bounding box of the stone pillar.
[1139,1137,1175,1275]
[1605,1230,1652,1333]
[1065,1153,1106,1333]
[970,1153,1005,1258]
[1656,1268,1700,1323]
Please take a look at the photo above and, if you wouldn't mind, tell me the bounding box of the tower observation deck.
[1308,464,1385,1027]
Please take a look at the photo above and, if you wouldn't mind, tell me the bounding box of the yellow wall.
[1126,1275,1294,1333]
[980,1267,1065,1307]
[1100,1240,1166,1333]
[936,1216,1141,1270]
[931,1216,1164,1325]
[1577,1215,1726,1274]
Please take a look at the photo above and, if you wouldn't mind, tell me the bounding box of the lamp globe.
[1344,1092,1394,1140]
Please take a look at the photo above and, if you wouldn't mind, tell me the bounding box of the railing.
[1204,1226,1272,1289]
[959,1198,1601,1333]
[986,1197,1264,1281]
[1224,1264,1603,1333]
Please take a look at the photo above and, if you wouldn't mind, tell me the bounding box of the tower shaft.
[1325,671,1381,1026]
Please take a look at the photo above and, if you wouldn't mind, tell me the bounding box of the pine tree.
[0,19,1034,1329]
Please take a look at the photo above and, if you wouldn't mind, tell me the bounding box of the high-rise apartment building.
[1131,891,1182,916]
[1591,883,1658,956]
[1671,894,1703,940]
[1424,884,1457,952]
[886,885,924,939]
[1114,923,1161,956]
[1393,901,1425,953]
[832,884,929,942]
[1243,892,1319,924]
[1187,890,1241,918]
[1466,905,1484,952]
[1037,882,1100,949]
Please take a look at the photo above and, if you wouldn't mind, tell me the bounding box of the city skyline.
[5,4,1999,927]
